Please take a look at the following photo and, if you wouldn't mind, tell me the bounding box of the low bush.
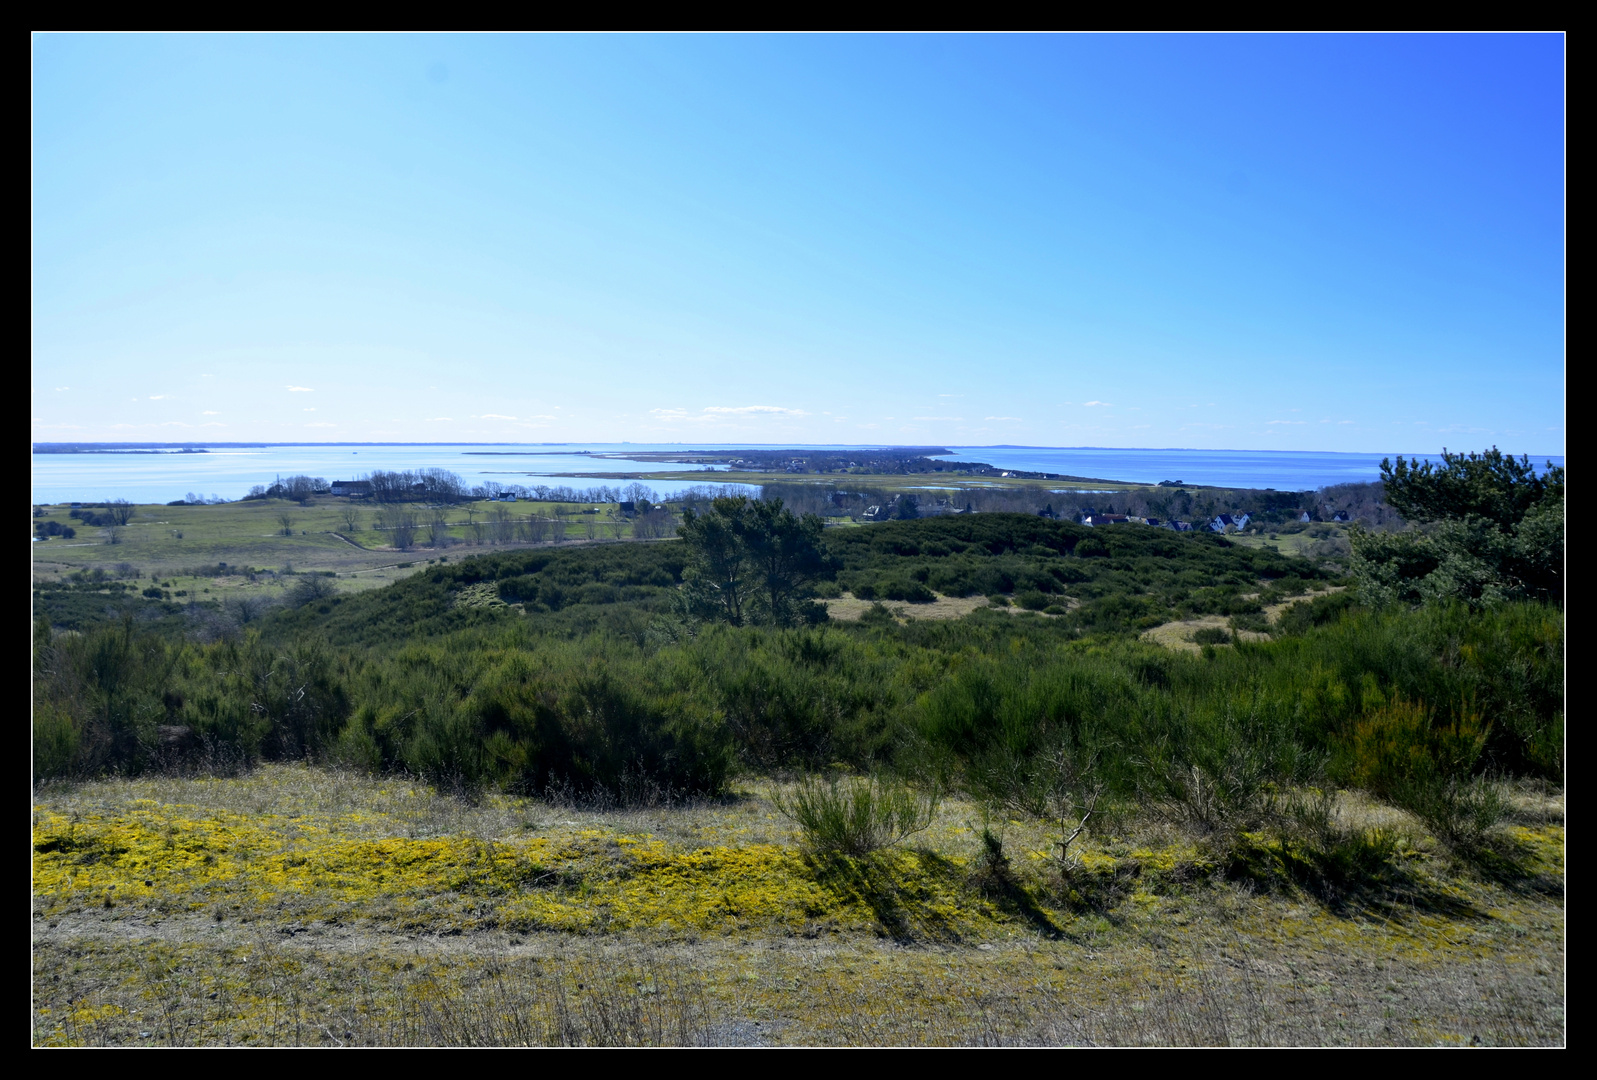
[1278,788,1401,891]
[881,580,935,603]
[775,775,939,857]
[1390,776,1508,848]
[1229,612,1270,635]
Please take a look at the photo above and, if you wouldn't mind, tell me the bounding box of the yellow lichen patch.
[33,805,1012,939]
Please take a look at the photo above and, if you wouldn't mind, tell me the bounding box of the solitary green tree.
[678,496,830,626]
[1351,447,1563,608]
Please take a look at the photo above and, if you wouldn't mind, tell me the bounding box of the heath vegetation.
[32,450,1563,1045]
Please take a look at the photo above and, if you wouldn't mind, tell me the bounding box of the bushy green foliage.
[826,514,1324,634]
[331,641,733,797]
[678,496,830,626]
[33,517,1561,847]
[1352,448,1564,608]
[1380,447,1563,528]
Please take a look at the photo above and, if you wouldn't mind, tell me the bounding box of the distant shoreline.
[32,442,1565,458]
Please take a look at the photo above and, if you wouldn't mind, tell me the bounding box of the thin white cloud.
[286,385,314,392]
[203,411,220,415]
[54,386,69,391]
[200,422,225,427]
[1338,420,1355,425]
[1082,401,1111,407]
[305,422,337,428]
[1267,420,1306,425]
[303,408,316,412]
[913,416,963,421]
[937,393,964,398]
[702,405,807,415]
[422,417,453,422]
[149,395,167,400]
[985,416,1022,421]
[478,413,518,420]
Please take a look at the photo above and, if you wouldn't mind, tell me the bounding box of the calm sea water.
[30,443,1564,506]
[940,447,1563,489]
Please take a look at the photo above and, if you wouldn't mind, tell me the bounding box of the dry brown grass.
[33,767,1565,1046]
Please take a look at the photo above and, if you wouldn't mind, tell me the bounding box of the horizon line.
[30,440,1566,459]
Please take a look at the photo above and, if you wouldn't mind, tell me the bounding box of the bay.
[30,442,1563,506]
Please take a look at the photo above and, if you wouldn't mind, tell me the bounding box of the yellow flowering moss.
[33,803,1013,938]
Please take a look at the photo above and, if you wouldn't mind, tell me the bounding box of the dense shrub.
[33,518,1560,837]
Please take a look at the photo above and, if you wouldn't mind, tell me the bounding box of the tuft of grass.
[1392,776,1509,849]
[775,775,939,857]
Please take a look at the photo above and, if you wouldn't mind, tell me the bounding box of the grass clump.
[775,775,939,857]
[1391,776,1508,849]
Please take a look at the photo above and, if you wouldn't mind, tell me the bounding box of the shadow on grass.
[1449,832,1563,897]
[803,848,1058,943]
[1224,836,1487,923]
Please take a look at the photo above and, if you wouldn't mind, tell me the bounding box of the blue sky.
[32,34,1564,453]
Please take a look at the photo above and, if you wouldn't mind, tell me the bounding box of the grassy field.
[32,766,1564,1046]
[1228,524,1351,559]
[31,495,1315,594]
[535,468,1148,495]
[31,497,651,599]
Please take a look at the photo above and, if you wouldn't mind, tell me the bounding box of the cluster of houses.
[857,495,975,522]
[1074,511,1250,533]
[1071,508,1349,529]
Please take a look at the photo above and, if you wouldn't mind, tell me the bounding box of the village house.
[330,480,374,498]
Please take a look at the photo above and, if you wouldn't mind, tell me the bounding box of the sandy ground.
[1140,587,1347,653]
[825,593,1073,622]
